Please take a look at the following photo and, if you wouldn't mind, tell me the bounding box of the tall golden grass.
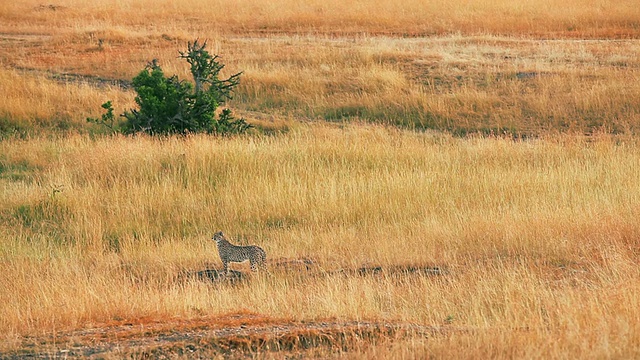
[0,68,133,135]
[2,35,640,136]
[2,0,639,37]
[234,35,640,134]
[0,0,640,136]
[1,0,640,356]
[1,125,640,357]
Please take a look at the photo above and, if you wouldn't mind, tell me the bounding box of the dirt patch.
[0,34,52,44]
[354,264,446,277]
[33,4,68,12]
[47,71,132,90]
[15,68,132,90]
[5,313,455,359]
[26,260,452,357]
[270,258,448,279]
[270,257,317,271]
[187,259,447,284]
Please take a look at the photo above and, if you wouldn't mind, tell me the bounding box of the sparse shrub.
[86,101,117,133]
[88,40,250,136]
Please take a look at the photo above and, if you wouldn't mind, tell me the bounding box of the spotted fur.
[212,231,267,272]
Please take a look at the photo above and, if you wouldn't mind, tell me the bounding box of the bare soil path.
[3,261,453,359]
[4,313,454,359]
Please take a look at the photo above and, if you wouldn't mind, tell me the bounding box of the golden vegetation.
[1,0,640,357]
[2,0,639,38]
[0,0,639,135]
[0,68,133,134]
[2,126,640,357]
[3,34,640,135]
[234,36,640,134]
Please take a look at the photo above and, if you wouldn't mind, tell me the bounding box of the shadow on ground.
[186,257,448,285]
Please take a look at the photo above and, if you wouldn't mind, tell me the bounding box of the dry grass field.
[1,0,640,358]
[2,128,640,358]
[1,0,640,136]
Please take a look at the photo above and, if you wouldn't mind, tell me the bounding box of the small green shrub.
[89,40,250,136]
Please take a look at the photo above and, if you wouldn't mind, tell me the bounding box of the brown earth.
[4,261,452,359]
[4,313,456,359]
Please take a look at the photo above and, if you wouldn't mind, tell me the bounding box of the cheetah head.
[213,231,225,244]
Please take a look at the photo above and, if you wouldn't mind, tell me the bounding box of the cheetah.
[212,231,267,272]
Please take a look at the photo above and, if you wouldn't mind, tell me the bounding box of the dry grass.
[0,1,640,135]
[1,0,640,357]
[2,34,640,136]
[2,0,639,38]
[233,35,640,134]
[1,125,640,357]
[0,67,133,135]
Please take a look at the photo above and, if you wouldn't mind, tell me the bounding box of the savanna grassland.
[1,0,640,358]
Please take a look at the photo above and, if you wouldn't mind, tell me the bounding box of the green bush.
[89,40,251,135]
